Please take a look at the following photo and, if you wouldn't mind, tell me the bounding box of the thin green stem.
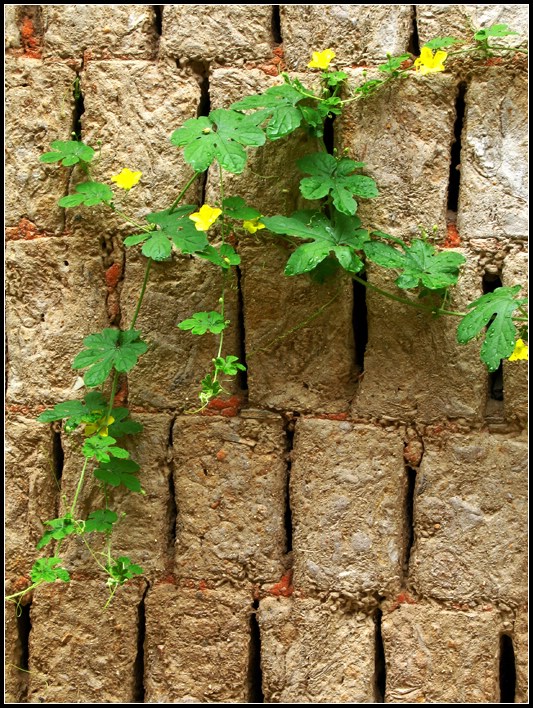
[5,583,41,602]
[69,457,90,517]
[168,172,201,214]
[105,371,119,423]
[130,258,153,330]
[108,204,151,232]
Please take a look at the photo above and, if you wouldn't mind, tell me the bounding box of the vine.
[6,23,528,608]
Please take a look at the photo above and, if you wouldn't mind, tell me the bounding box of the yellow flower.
[413,46,448,75]
[242,218,265,234]
[111,168,143,190]
[189,204,222,232]
[84,415,115,438]
[308,49,336,70]
[508,338,528,362]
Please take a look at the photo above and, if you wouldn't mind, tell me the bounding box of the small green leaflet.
[297,153,378,215]
[424,37,460,50]
[84,509,119,533]
[94,458,143,493]
[40,140,95,166]
[178,311,228,335]
[457,285,526,372]
[197,244,241,269]
[37,391,107,430]
[170,109,265,174]
[475,24,518,42]
[199,374,222,406]
[231,84,307,141]
[124,206,209,260]
[37,515,77,550]
[58,181,113,208]
[263,210,369,276]
[82,435,130,463]
[72,328,148,387]
[222,196,261,221]
[363,238,466,290]
[378,53,411,74]
[30,557,70,584]
[323,70,348,87]
[355,79,384,97]
[107,408,143,438]
[214,355,246,376]
[107,556,143,584]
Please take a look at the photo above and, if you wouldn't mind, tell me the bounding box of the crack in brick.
[403,428,424,583]
[282,413,298,555]
[499,634,516,703]
[407,5,420,56]
[247,599,264,703]
[271,6,282,45]
[15,600,32,702]
[133,583,149,703]
[374,608,386,702]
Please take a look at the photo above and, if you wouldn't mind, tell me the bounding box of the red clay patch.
[443,223,461,248]
[267,570,294,597]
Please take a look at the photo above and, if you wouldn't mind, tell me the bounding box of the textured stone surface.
[280,5,413,70]
[207,68,357,412]
[417,4,529,46]
[5,58,76,232]
[73,60,200,241]
[410,430,528,604]
[41,5,158,62]
[382,603,501,702]
[144,583,252,703]
[339,71,457,240]
[4,603,27,703]
[352,253,488,423]
[502,250,528,427]
[57,414,173,579]
[458,68,528,241]
[291,419,406,600]
[5,416,57,583]
[514,607,528,703]
[5,236,108,406]
[259,596,376,702]
[121,250,240,410]
[4,5,21,50]
[173,415,287,584]
[28,580,144,703]
[161,5,273,64]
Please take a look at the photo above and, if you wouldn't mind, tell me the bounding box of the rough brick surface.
[259,596,376,702]
[502,250,528,427]
[5,416,57,584]
[144,583,252,703]
[121,250,241,410]
[5,58,76,232]
[41,5,158,62]
[5,236,108,406]
[352,253,488,424]
[172,415,287,584]
[339,71,457,240]
[28,580,145,703]
[291,419,406,601]
[280,5,413,69]
[161,5,273,64]
[410,430,528,605]
[382,603,502,702]
[457,68,528,241]
[514,607,528,703]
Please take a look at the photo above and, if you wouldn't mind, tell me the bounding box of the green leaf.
[82,435,130,463]
[40,140,95,166]
[263,210,368,276]
[178,311,228,335]
[231,84,306,140]
[84,509,119,533]
[94,458,143,492]
[142,207,209,256]
[354,79,384,97]
[196,244,241,269]
[213,355,246,376]
[141,232,173,260]
[475,24,518,41]
[106,407,143,438]
[363,238,466,290]
[58,181,113,208]
[199,374,222,406]
[323,70,348,87]
[378,53,411,74]
[297,152,378,216]
[106,556,143,585]
[37,392,108,432]
[424,37,460,50]
[36,515,77,550]
[457,286,525,371]
[170,110,265,174]
[222,196,261,221]
[72,328,148,387]
[123,232,150,248]
[30,557,70,584]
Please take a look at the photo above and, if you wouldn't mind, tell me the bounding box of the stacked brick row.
[5,5,528,703]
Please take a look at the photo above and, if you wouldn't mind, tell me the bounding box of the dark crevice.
[248,600,264,703]
[282,415,297,554]
[323,115,335,156]
[152,6,163,36]
[407,6,420,56]
[403,465,417,579]
[190,60,211,119]
[167,416,178,562]
[499,634,516,703]
[353,274,368,373]
[271,6,282,45]
[374,609,386,702]
[52,428,64,483]
[236,266,249,394]
[483,273,504,403]
[133,585,148,703]
[15,601,31,701]
[72,74,85,141]
[447,82,466,217]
